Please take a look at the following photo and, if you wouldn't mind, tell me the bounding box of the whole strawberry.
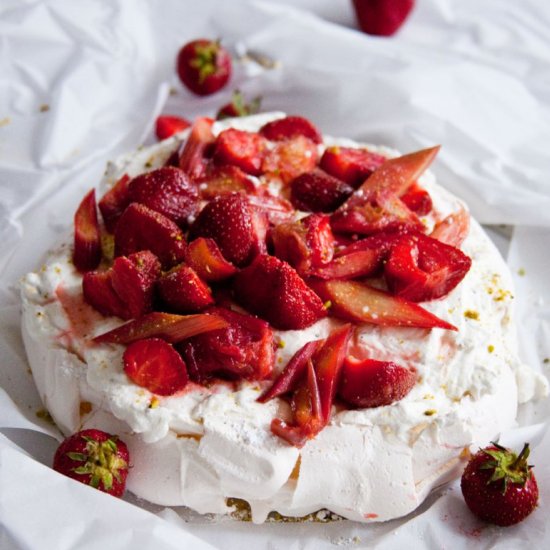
[461,442,538,526]
[53,429,130,497]
[352,0,415,36]
[177,39,231,96]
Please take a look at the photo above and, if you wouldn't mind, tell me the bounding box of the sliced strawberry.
[213,128,266,175]
[384,233,472,302]
[158,264,214,313]
[233,254,327,330]
[320,146,386,187]
[73,189,102,272]
[98,174,131,233]
[259,116,322,144]
[198,164,256,200]
[247,191,295,226]
[123,337,188,396]
[155,115,191,141]
[290,169,354,213]
[400,182,432,216]
[190,192,266,266]
[177,117,215,181]
[314,324,352,422]
[262,135,318,185]
[430,206,470,248]
[111,251,161,319]
[338,356,417,408]
[177,307,275,382]
[83,270,128,319]
[93,311,228,344]
[127,167,199,228]
[258,340,323,403]
[185,237,237,282]
[310,279,456,330]
[114,203,186,268]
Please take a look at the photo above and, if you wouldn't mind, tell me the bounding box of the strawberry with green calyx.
[53,429,129,497]
[216,90,262,120]
[461,442,539,526]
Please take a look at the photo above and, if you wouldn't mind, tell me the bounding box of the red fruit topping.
[53,429,129,497]
[384,233,472,302]
[331,146,439,235]
[158,264,214,313]
[258,340,323,403]
[178,307,275,382]
[177,117,215,181]
[93,312,228,345]
[262,135,318,184]
[290,169,354,213]
[400,182,433,215]
[430,206,470,248]
[83,270,128,319]
[198,165,256,200]
[233,254,327,330]
[111,251,161,319]
[213,128,266,176]
[216,90,262,120]
[259,116,322,144]
[114,203,186,268]
[338,356,417,408]
[127,167,199,228]
[123,337,188,396]
[184,237,237,282]
[310,279,456,330]
[73,189,101,272]
[320,146,386,188]
[155,115,191,141]
[98,174,131,233]
[352,0,415,37]
[176,39,231,96]
[190,192,266,266]
[247,192,295,226]
[461,442,539,526]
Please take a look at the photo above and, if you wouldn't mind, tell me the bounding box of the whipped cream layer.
[20,113,548,523]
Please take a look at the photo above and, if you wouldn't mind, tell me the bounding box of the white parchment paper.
[1,0,549,548]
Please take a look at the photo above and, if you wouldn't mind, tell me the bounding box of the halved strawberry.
[177,307,275,382]
[233,254,327,330]
[73,189,101,272]
[384,233,472,302]
[290,169,354,213]
[261,135,318,185]
[213,128,266,175]
[259,116,322,144]
[338,356,417,408]
[185,237,237,282]
[98,174,131,233]
[158,264,214,313]
[197,164,256,200]
[155,115,191,141]
[177,117,215,181]
[127,167,199,228]
[190,192,266,266]
[93,311,228,344]
[114,203,186,268]
[310,279,456,330]
[83,270,128,319]
[111,251,161,319]
[123,337,188,396]
[400,182,432,215]
[320,146,386,187]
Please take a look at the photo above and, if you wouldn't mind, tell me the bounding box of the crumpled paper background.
[1,0,549,548]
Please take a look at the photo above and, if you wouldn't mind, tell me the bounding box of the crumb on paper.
[36,408,55,425]
[39,104,50,112]
[517,267,526,276]
[0,117,11,127]
[169,86,178,96]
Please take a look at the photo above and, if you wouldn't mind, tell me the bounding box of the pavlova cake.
[20,112,548,523]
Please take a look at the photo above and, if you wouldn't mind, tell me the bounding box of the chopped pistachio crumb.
[323,300,332,309]
[149,396,160,409]
[517,268,526,276]
[277,339,286,349]
[464,309,479,320]
[36,408,54,424]
[423,394,435,400]
[487,344,495,353]
[424,409,437,416]
[543,358,550,364]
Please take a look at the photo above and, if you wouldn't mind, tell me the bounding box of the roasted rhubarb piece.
[338,356,417,408]
[177,117,215,181]
[259,115,322,144]
[123,337,188,396]
[93,312,228,344]
[320,146,386,187]
[430,206,470,248]
[213,128,266,175]
[233,254,327,330]
[73,189,101,272]
[177,307,274,382]
[310,279,456,330]
[184,237,237,282]
[158,264,214,313]
[98,174,131,233]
